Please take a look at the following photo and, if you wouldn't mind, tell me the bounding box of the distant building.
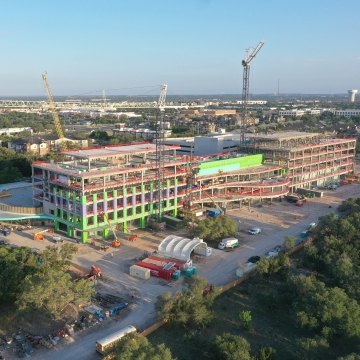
[0,127,33,136]
[278,110,305,117]
[236,100,267,105]
[348,90,358,103]
[113,127,172,140]
[164,131,239,156]
[334,109,360,118]
[200,109,237,116]
[8,136,89,155]
[8,138,50,156]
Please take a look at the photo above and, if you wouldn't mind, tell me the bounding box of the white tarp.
[158,235,211,261]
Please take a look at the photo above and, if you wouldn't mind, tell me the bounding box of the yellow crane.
[41,72,67,150]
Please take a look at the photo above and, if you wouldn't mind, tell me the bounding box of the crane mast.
[41,72,67,149]
[241,41,264,144]
[155,84,168,221]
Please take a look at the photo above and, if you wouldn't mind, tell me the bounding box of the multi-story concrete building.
[32,132,356,242]
[242,132,356,189]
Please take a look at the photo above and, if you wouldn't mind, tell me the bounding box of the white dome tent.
[158,235,212,261]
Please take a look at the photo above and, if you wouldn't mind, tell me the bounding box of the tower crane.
[41,72,67,150]
[241,41,264,144]
[155,84,168,221]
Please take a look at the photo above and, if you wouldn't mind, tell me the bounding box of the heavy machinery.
[128,234,138,242]
[33,229,53,241]
[241,41,264,143]
[41,72,67,151]
[98,210,119,244]
[87,265,102,281]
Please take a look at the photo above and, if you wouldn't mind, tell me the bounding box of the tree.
[0,246,38,303]
[195,216,237,243]
[257,347,277,360]
[156,276,219,329]
[107,334,175,360]
[16,268,94,319]
[338,354,360,360]
[289,275,360,340]
[283,236,296,250]
[299,336,329,360]
[256,254,291,278]
[214,333,252,360]
[239,310,252,331]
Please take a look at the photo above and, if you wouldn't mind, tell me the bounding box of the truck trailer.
[218,237,239,250]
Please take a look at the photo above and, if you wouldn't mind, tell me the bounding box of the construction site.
[30,131,356,243]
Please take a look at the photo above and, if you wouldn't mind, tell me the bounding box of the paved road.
[30,184,360,360]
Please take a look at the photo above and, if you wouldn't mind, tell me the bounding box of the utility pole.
[155,84,168,222]
[241,41,264,144]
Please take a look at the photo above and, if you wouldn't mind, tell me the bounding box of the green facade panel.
[198,154,264,176]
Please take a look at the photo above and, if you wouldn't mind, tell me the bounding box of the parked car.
[0,238,9,246]
[307,222,317,230]
[1,229,11,236]
[265,250,278,259]
[272,245,282,253]
[247,255,261,264]
[52,235,64,243]
[248,227,261,235]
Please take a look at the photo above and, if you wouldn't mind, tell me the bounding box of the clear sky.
[0,0,359,96]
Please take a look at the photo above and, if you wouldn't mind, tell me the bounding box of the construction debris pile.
[0,292,129,359]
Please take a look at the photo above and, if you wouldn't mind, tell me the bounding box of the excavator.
[87,265,102,281]
[33,228,54,241]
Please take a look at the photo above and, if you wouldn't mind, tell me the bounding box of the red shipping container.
[136,261,174,281]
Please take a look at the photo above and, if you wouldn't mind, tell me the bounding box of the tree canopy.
[156,276,220,329]
[0,243,94,319]
[106,334,175,360]
[195,216,237,243]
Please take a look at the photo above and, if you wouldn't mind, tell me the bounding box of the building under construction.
[32,132,356,242]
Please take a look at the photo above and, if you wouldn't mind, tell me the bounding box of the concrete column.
[132,187,136,217]
[113,190,118,221]
[103,191,108,212]
[149,183,154,213]
[93,194,98,227]
[81,231,88,243]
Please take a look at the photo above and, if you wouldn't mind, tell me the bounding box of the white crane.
[241,41,264,143]
[155,84,168,221]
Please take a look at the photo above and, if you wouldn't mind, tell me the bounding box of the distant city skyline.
[1,0,359,96]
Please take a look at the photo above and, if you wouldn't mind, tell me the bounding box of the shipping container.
[129,265,151,280]
[145,255,192,271]
[136,261,174,281]
[162,215,183,229]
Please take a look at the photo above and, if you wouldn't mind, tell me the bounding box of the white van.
[218,237,239,250]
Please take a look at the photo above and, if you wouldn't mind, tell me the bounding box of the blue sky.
[0,0,359,96]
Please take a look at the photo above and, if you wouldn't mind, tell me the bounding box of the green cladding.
[198,154,263,176]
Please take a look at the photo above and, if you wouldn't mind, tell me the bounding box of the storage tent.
[158,235,211,261]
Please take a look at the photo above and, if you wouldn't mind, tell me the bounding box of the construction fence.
[0,202,43,215]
